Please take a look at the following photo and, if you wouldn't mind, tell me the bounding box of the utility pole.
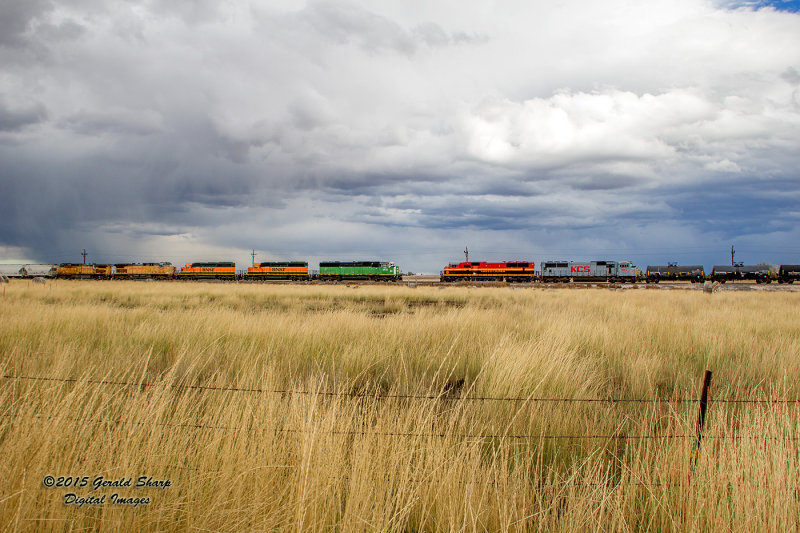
[731,245,735,266]
[464,247,469,263]
[81,249,88,265]
[251,249,257,266]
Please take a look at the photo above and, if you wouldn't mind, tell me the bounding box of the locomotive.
[177,262,236,280]
[56,263,113,279]
[318,261,401,281]
[246,261,309,280]
[540,260,637,283]
[441,261,536,282]
[114,263,176,280]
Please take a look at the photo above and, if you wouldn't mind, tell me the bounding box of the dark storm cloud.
[0,117,289,263]
[0,0,53,47]
[0,100,47,132]
[565,175,641,191]
[660,177,800,234]
[59,109,163,137]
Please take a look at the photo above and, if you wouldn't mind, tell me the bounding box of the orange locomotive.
[441,261,536,282]
[56,263,113,279]
[114,263,176,280]
[178,262,236,280]
[246,262,309,281]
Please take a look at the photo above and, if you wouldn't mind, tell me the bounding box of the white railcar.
[0,265,25,278]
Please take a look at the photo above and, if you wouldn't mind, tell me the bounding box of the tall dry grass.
[0,280,798,531]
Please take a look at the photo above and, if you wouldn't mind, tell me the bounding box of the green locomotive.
[318,261,401,281]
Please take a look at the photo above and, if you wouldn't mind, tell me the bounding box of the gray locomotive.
[540,260,638,282]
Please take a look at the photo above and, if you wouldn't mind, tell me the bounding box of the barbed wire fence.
[3,371,799,441]
[3,370,800,491]
[4,373,800,404]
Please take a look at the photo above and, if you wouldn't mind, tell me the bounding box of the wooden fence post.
[691,369,713,471]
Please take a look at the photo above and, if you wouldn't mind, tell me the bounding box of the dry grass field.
[1,280,799,532]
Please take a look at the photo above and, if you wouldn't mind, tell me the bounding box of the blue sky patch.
[725,0,800,11]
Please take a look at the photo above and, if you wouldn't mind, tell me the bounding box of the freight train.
[18,258,799,284]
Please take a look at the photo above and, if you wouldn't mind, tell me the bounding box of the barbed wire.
[2,411,799,442]
[3,374,800,405]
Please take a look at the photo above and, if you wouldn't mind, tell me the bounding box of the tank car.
[178,262,236,280]
[778,265,800,284]
[710,264,773,283]
[645,265,705,283]
[441,261,536,282]
[318,261,400,281]
[246,261,309,281]
[540,260,638,282]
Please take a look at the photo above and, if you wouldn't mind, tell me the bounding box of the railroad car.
[777,265,800,284]
[540,260,638,282]
[441,261,536,282]
[645,265,705,283]
[178,262,236,280]
[114,262,176,280]
[0,265,24,278]
[247,261,309,281]
[710,264,773,283]
[318,261,400,281]
[57,263,113,279]
[2,264,58,278]
[21,264,58,278]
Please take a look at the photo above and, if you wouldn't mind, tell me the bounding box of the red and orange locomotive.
[441,261,536,282]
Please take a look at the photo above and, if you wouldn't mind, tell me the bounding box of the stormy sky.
[1,0,799,273]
